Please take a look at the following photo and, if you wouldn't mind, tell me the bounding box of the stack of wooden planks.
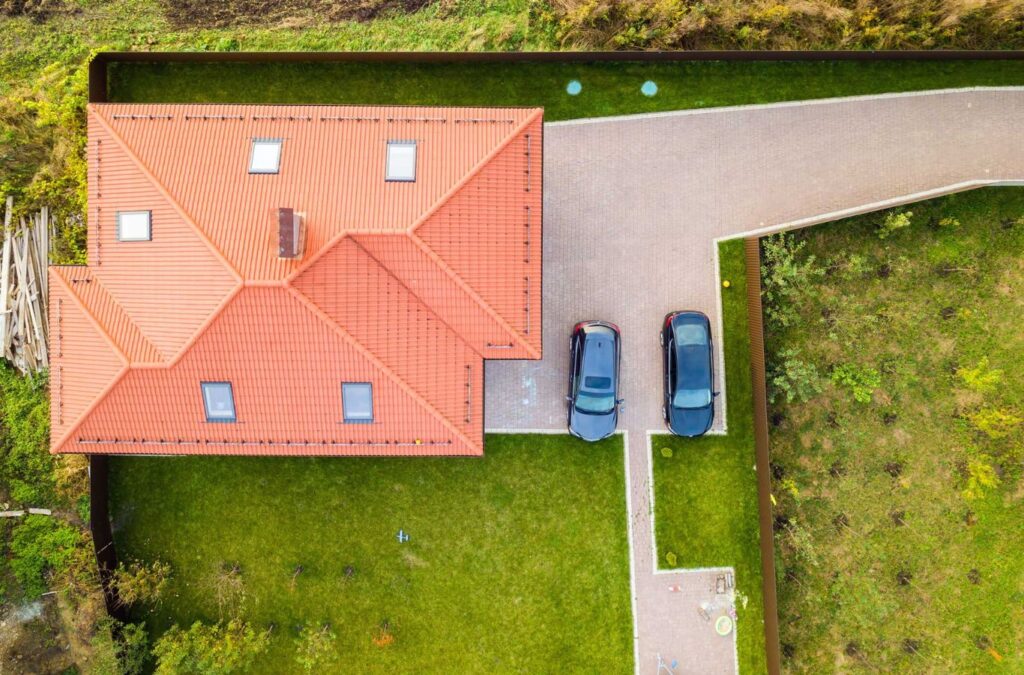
[1,196,50,374]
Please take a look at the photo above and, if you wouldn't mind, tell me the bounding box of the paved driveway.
[485,88,1024,674]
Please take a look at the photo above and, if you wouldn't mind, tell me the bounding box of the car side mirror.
[565,395,573,402]
[713,391,721,397]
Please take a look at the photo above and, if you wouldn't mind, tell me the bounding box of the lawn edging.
[743,237,781,675]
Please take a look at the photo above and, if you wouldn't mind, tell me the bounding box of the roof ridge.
[285,284,482,453]
[51,268,130,366]
[50,366,130,454]
[345,236,487,360]
[408,109,543,357]
[55,267,166,363]
[88,106,244,286]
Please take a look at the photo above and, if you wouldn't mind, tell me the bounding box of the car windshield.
[576,391,616,414]
[673,388,712,409]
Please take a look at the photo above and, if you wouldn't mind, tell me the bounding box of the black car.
[661,311,716,437]
[567,321,623,442]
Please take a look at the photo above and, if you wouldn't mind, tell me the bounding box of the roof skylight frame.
[249,138,283,174]
[201,381,237,423]
[342,382,374,423]
[385,140,417,182]
[116,211,152,242]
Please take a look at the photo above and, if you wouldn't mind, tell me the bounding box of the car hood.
[569,407,617,442]
[667,404,714,437]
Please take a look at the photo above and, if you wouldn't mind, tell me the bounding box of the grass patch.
[766,187,1024,671]
[109,434,633,673]
[651,239,766,674]
[108,59,1024,120]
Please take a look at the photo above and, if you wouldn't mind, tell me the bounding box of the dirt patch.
[0,0,63,21]
[160,0,433,29]
[0,597,76,674]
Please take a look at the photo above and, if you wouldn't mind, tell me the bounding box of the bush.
[768,348,823,404]
[962,454,1000,500]
[660,446,673,458]
[831,363,882,404]
[877,210,913,239]
[761,233,823,333]
[969,407,1022,440]
[112,559,171,607]
[8,514,83,599]
[153,619,270,675]
[958,357,1003,393]
[295,624,336,673]
[665,551,678,566]
[938,216,961,229]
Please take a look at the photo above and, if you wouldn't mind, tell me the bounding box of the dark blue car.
[567,321,622,442]
[661,311,716,437]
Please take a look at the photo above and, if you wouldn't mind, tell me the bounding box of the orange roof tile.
[50,103,542,456]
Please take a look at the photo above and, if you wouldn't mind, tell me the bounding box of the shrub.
[761,234,823,333]
[962,455,1000,500]
[968,407,1022,440]
[8,514,83,599]
[831,363,882,404]
[153,619,270,675]
[957,358,1003,393]
[295,624,336,673]
[660,446,673,458]
[768,348,823,404]
[665,551,678,567]
[938,216,961,229]
[877,210,913,239]
[112,559,171,607]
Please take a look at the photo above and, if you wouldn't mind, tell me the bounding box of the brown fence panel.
[89,455,127,621]
[744,236,781,675]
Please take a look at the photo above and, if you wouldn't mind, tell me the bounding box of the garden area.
[762,187,1024,672]
[108,434,633,672]
[651,238,766,674]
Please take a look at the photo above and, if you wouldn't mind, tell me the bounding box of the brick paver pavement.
[484,88,1024,674]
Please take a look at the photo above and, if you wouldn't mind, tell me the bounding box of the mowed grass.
[109,434,633,672]
[767,188,1024,672]
[651,239,767,674]
[108,59,1024,120]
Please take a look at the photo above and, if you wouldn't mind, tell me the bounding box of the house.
[49,103,543,456]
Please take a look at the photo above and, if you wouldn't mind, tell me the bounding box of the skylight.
[386,141,417,182]
[201,382,236,422]
[342,382,373,423]
[116,211,152,241]
[249,138,282,174]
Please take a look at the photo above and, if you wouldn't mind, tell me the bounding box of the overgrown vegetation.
[544,0,1024,49]
[762,188,1024,671]
[652,239,767,674]
[109,435,633,672]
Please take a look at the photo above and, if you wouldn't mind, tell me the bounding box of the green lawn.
[109,434,633,672]
[651,239,766,675]
[108,59,1024,120]
[765,187,1024,672]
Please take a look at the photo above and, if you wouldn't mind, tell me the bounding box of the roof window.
[386,141,417,182]
[201,382,236,422]
[116,211,151,241]
[342,382,373,423]
[249,138,282,174]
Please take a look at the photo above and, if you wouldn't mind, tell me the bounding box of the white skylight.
[386,141,417,182]
[342,382,374,423]
[116,211,152,241]
[249,138,282,174]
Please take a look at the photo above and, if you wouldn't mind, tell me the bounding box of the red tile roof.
[50,103,543,456]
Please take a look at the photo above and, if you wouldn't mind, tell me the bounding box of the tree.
[153,619,270,675]
[294,623,336,673]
